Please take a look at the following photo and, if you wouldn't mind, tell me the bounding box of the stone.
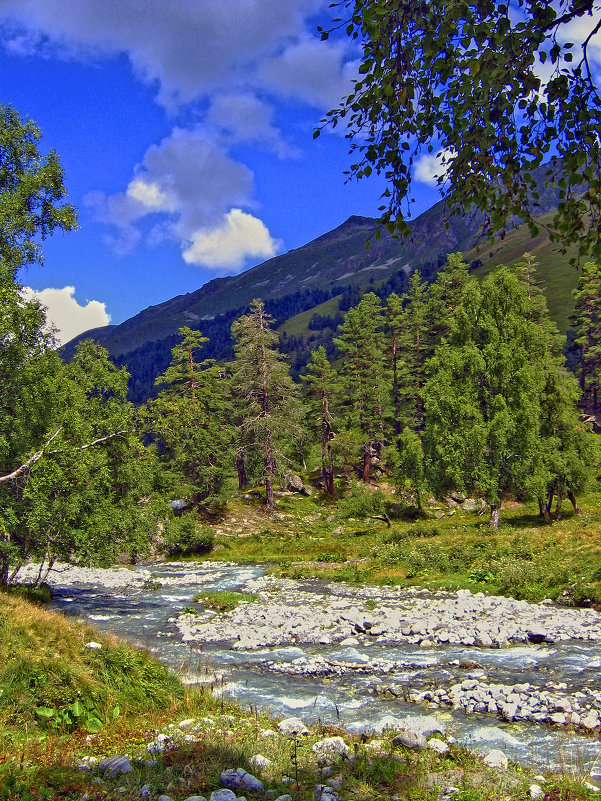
[140,785,153,799]
[260,728,277,737]
[529,785,544,800]
[391,730,427,750]
[312,737,350,760]
[178,718,197,730]
[278,717,309,736]
[482,749,508,770]
[147,733,174,753]
[158,797,174,801]
[220,768,264,793]
[275,796,293,801]
[248,754,272,770]
[314,785,341,801]
[581,710,601,730]
[210,792,236,801]
[85,641,102,650]
[286,474,305,493]
[428,739,450,756]
[98,755,133,778]
[527,628,547,644]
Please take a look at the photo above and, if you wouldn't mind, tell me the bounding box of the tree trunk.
[362,443,370,482]
[555,479,563,520]
[542,501,553,525]
[265,451,275,510]
[0,556,8,589]
[489,502,500,530]
[236,452,248,490]
[392,332,401,442]
[567,490,582,514]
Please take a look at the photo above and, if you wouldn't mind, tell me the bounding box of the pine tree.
[231,299,302,509]
[145,327,232,506]
[334,292,387,481]
[385,292,404,442]
[572,262,601,414]
[302,346,337,494]
[397,271,429,432]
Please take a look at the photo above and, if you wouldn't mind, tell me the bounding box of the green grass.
[207,483,601,606]
[193,589,259,611]
[0,593,182,730]
[278,295,342,337]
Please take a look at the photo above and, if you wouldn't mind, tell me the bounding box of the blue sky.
[1,1,445,343]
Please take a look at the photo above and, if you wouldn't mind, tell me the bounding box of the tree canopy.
[318,0,601,261]
[0,104,77,276]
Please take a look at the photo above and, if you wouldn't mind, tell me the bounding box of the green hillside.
[466,209,579,332]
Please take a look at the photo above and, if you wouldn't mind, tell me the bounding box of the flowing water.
[45,561,601,778]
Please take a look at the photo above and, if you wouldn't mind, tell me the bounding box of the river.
[24,559,601,780]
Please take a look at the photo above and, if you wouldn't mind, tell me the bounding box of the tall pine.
[231,299,301,509]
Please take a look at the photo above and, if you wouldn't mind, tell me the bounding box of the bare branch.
[0,429,128,485]
[0,427,62,484]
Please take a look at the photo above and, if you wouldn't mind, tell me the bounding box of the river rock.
[529,786,544,800]
[314,785,341,801]
[278,717,309,736]
[210,792,236,801]
[391,730,427,750]
[98,756,133,778]
[248,754,272,770]
[221,768,264,793]
[428,738,450,756]
[482,749,508,770]
[312,737,350,762]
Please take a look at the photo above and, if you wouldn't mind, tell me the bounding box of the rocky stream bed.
[19,560,601,781]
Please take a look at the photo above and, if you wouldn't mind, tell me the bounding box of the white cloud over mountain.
[0,0,358,271]
[182,209,281,270]
[22,286,110,346]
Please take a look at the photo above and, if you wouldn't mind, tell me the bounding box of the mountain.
[63,162,573,402]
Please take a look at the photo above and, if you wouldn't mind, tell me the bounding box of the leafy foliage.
[319,0,601,262]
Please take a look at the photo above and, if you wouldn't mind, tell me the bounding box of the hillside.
[63,161,573,402]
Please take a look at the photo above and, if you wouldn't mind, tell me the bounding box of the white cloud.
[256,36,359,110]
[0,0,328,109]
[22,286,110,346]
[182,209,281,270]
[85,125,281,271]
[206,91,298,157]
[85,125,258,254]
[414,149,456,186]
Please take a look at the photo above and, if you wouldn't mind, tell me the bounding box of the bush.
[338,482,386,519]
[165,515,214,556]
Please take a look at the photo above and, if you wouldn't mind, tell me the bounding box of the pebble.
[277,717,309,736]
[482,749,508,770]
[98,755,133,778]
[428,738,450,756]
[220,768,264,793]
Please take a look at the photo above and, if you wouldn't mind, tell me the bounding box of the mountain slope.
[63,161,572,401]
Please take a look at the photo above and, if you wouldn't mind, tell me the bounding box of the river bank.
[12,560,601,783]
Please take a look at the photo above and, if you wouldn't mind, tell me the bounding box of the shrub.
[165,515,214,556]
[338,482,386,519]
